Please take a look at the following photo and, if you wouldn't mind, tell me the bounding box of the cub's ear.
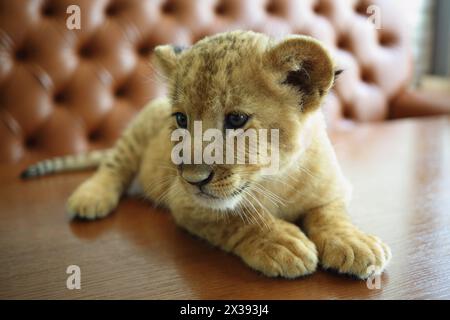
[153,45,186,78]
[264,35,335,112]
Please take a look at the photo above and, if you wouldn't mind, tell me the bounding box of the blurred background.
[0,0,449,168]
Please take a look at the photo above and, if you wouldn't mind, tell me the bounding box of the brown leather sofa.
[1,0,449,299]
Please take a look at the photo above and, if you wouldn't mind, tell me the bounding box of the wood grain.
[0,116,449,299]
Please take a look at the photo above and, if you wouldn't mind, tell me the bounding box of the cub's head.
[153,31,336,210]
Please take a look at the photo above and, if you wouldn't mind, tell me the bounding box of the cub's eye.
[173,112,188,128]
[225,113,249,129]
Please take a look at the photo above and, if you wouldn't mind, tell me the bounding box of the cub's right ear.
[153,45,186,78]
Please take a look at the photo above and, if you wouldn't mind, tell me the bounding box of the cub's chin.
[191,191,244,211]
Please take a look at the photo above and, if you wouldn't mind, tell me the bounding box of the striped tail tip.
[20,167,40,179]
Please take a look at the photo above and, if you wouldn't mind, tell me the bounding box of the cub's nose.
[181,165,214,187]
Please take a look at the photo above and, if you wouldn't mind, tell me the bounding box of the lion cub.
[29,31,391,279]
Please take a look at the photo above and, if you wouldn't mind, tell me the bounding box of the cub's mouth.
[193,182,251,210]
[196,191,220,199]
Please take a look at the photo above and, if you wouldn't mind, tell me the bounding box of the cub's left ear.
[153,45,187,79]
[264,35,335,112]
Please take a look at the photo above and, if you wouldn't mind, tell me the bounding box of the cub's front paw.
[312,226,391,279]
[235,221,318,278]
[67,178,120,220]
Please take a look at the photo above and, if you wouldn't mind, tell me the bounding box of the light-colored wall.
[396,0,434,86]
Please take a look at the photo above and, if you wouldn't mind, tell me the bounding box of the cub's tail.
[20,149,113,179]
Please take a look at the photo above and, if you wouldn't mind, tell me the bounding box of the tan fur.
[66,31,390,279]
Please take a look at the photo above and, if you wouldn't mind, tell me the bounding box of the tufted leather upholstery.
[0,0,418,164]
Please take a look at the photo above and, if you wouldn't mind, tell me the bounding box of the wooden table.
[1,116,449,299]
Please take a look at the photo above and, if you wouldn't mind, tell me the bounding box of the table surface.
[0,116,449,299]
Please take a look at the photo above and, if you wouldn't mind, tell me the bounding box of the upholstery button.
[342,105,353,119]
[78,44,95,59]
[313,1,330,16]
[360,68,375,84]
[42,6,55,17]
[53,91,69,104]
[337,34,352,51]
[14,46,32,62]
[105,2,126,16]
[215,2,228,15]
[88,130,102,142]
[114,84,128,98]
[378,31,397,47]
[41,2,56,17]
[355,1,369,16]
[25,136,39,150]
[162,1,176,15]
[265,1,279,15]
[137,43,154,57]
